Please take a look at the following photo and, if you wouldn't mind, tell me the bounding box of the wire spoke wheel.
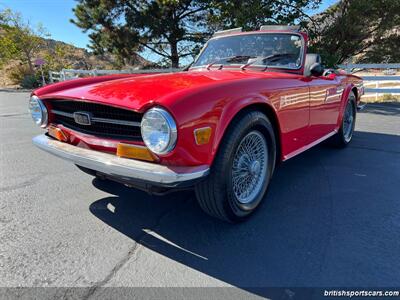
[343,100,355,142]
[195,111,276,222]
[232,131,268,204]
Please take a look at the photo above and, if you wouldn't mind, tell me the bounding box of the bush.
[7,64,31,84]
[7,64,40,89]
[21,74,40,89]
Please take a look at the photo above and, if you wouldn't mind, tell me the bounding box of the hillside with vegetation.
[0,9,150,88]
[305,0,400,67]
[0,37,150,88]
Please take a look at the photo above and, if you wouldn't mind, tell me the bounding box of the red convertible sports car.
[30,26,363,222]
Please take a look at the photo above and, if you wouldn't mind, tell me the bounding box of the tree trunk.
[27,59,34,74]
[24,50,35,75]
[170,41,179,68]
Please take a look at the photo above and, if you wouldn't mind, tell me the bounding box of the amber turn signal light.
[48,125,68,142]
[194,127,212,145]
[117,143,157,162]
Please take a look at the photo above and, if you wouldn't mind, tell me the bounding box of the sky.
[0,0,86,47]
[0,0,337,61]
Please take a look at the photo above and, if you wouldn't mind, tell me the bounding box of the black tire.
[329,92,357,147]
[195,111,276,223]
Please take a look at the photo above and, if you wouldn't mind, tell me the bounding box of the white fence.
[338,63,400,99]
[338,63,400,71]
[49,68,180,83]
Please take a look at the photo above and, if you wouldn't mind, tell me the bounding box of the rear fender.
[336,83,356,127]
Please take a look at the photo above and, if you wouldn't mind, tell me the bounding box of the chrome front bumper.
[32,135,209,187]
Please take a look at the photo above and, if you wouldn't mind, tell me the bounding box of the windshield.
[192,33,303,69]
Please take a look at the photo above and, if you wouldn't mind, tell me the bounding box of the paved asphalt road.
[1,92,399,299]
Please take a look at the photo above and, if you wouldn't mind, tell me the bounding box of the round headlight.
[141,107,177,155]
[29,95,48,127]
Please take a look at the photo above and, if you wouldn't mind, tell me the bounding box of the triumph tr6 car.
[30,26,363,222]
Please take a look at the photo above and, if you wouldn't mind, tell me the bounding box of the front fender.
[159,80,278,167]
[210,94,277,164]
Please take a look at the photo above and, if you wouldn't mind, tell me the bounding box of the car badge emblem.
[73,111,92,125]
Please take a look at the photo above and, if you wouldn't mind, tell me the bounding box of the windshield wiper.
[206,55,255,70]
[240,53,296,70]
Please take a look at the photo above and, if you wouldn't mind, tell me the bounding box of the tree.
[42,43,73,77]
[208,0,322,31]
[72,0,211,68]
[0,9,48,73]
[72,0,321,67]
[361,32,400,63]
[306,0,400,66]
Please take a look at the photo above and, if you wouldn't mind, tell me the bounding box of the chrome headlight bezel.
[29,95,48,128]
[140,107,177,155]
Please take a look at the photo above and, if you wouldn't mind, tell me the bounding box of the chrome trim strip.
[32,134,209,184]
[51,109,141,127]
[91,117,140,127]
[213,27,242,37]
[51,109,73,118]
[283,130,338,161]
[260,25,300,31]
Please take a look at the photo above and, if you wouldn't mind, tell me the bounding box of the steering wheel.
[322,69,334,77]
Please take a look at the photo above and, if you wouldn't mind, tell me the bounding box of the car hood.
[36,70,293,112]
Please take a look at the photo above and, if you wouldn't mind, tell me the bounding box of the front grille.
[48,100,143,141]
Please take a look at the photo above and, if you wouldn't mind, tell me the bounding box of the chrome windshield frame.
[190,32,305,71]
